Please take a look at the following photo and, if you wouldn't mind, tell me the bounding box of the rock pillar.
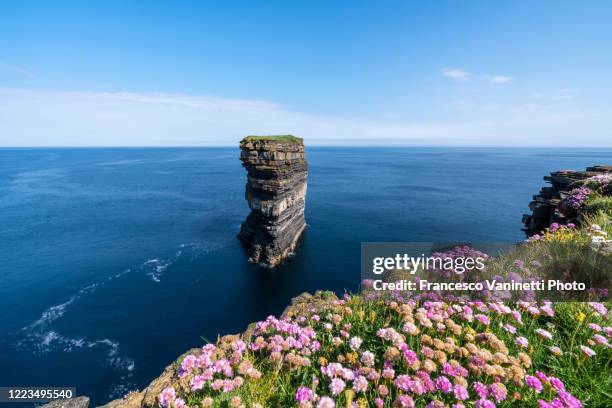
[237,136,308,267]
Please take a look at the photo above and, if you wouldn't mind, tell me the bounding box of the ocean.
[0,147,610,406]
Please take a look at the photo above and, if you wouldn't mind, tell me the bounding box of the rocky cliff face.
[523,165,612,235]
[237,136,308,267]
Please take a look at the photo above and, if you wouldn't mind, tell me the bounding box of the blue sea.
[0,147,610,406]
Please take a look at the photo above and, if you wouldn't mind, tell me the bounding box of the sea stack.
[237,135,308,267]
[523,165,612,236]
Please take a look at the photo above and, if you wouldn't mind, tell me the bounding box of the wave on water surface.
[17,241,221,397]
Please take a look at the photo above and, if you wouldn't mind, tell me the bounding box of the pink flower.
[475,314,490,326]
[158,387,176,408]
[549,377,565,392]
[528,306,540,316]
[341,368,354,381]
[489,383,507,402]
[588,323,602,331]
[190,374,206,391]
[210,379,223,391]
[361,351,375,366]
[535,371,548,383]
[421,346,434,358]
[592,334,608,345]
[382,367,395,379]
[295,386,314,402]
[317,396,336,408]
[403,322,418,335]
[329,378,346,395]
[580,345,596,357]
[231,340,246,353]
[400,344,419,365]
[324,363,344,377]
[222,379,235,393]
[395,395,415,407]
[511,310,523,323]
[516,336,528,348]
[588,302,607,317]
[474,399,496,408]
[179,355,197,377]
[557,390,583,408]
[474,382,488,399]
[453,384,468,401]
[353,376,368,393]
[394,375,411,392]
[540,304,554,317]
[535,328,553,340]
[526,375,543,393]
[435,376,452,394]
[349,336,363,351]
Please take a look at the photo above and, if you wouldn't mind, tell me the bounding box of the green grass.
[583,211,612,236]
[585,193,612,216]
[241,135,303,144]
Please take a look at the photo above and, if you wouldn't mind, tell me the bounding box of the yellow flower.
[576,312,586,323]
[344,390,354,407]
[319,356,328,366]
[369,311,377,323]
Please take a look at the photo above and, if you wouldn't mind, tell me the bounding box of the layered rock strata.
[237,136,307,267]
[523,165,612,236]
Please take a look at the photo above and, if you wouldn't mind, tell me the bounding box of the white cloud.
[489,75,512,83]
[0,88,608,147]
[442,68,470,80]
[441,68,513,84]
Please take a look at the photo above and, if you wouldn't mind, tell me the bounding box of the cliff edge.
[522,165,612,235]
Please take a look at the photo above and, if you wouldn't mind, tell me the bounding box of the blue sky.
[1,1,611,146]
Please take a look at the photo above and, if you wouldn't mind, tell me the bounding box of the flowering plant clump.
[585,224,609,244]
[156,291,611,407]
[527,223,578,243]
[584,174,612,194]
[560,187,592,216]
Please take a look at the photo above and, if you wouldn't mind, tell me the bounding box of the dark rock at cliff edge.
[39,397,90,408]
[237,135,308,267]
[523,165,612,235]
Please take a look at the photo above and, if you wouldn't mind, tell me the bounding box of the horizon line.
[2,145,612,149]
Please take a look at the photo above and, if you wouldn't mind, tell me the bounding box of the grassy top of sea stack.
[241,135,303,144]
